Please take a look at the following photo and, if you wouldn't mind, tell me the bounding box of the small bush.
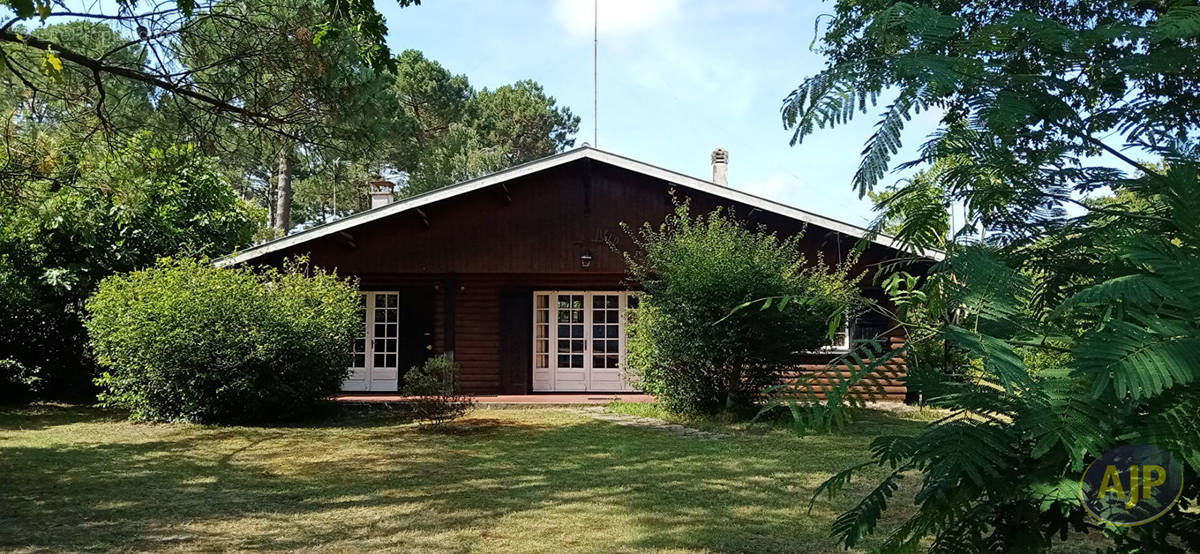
[401,355,473,424]
[624,201,862,416]
[0,359,44,405]
[85,257,359,423]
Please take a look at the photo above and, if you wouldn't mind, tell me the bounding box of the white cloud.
[554,0,681,38]
[625,36,758,116]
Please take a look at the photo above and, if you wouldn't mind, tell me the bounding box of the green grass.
[605,400,943,433]
[0,403,933,552]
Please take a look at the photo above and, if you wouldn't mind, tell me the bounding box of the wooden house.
[220,147,934,399]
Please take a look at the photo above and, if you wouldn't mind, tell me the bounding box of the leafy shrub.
[0,136,260,402]
[623,200,862,415]
[0,359,44,405]
[85,257,358,423]
[401,354,473,424]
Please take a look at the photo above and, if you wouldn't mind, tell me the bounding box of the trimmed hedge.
[85,257,359,423]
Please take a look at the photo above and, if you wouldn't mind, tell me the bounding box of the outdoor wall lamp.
[580,249,593,269]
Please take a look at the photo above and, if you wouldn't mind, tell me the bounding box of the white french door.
[343,292,400,392]
[533,291,638,392]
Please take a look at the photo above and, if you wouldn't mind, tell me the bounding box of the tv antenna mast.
[593,0,598,146]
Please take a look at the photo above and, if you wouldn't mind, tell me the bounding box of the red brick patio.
[335,393,655,407]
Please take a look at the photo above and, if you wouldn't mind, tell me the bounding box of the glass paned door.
[372,293,399,370]
[554,294,587,390]
[532,291,637,392]
[589,294,625,390]
[370,292,400,391]
[342,292,400,392]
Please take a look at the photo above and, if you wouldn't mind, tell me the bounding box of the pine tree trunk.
[267,168,277,230]
[274,143,293,235]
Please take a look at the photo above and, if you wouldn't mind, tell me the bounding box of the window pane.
[571,354,583,367]
[571,326,583,338]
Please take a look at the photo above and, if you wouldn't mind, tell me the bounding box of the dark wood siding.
[449,273,627,394]
[257,158,915,399]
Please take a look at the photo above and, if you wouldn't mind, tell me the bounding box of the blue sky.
[381,0,942,226]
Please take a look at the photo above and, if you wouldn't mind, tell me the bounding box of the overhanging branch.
[0,28,285,128]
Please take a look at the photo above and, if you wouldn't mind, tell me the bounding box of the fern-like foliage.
[1152,5,1200,41]
[1019,369,1111,471]
[756,337,901,435]
[786,2,1200,551]
[832,468,907,548]
[781,66,879,147]
[1075,319,1200,400]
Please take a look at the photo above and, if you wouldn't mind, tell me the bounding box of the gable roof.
[217,146,942,266]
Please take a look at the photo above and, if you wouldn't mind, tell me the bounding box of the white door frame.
[342,291,400,392]
[532,290,638,392]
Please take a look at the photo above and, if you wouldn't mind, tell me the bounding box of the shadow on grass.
[0,405,916,552]
[0,403,125,431]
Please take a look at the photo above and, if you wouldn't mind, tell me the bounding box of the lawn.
[0,404,929,553]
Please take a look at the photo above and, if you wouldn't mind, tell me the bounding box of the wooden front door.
[532,291,637,392]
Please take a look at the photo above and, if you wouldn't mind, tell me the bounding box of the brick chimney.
[711,148,728,185]
[369,179,395,209]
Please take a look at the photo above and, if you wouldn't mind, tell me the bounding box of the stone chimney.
[711,148,729,185]
[369,179,395,209]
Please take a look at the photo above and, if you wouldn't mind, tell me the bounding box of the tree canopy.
[387,50,580,196]
[0,2,581,399]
